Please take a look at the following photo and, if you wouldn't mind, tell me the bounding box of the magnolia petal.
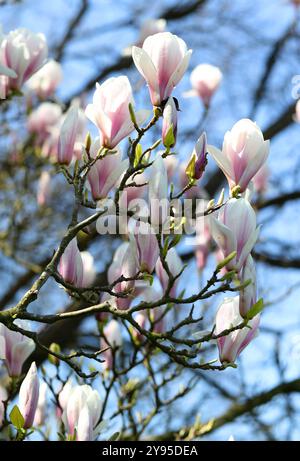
[132,46,160,103]
[164,49,192,100]
[208,144,233,180]
[239,140,269,192]
[0,62,17,78]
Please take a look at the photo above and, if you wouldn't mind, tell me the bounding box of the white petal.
[208,144,233,179]
[0,62,17,78]
[132,46,159,99]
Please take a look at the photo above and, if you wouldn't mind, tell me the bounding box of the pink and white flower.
[62,384,102,441]
[208,119,269,193]
[185,63,222,107]
[210,198,259,272]
[87,138,129,200]
[85,76,148,149]
[215,296,260,363]
[19,362,39,429]
[239,255,257,318]
[101,319,123,370]
[0,322,35,377]
[132,32,192,106]
[57,103,80,165]
[27,59,62,99]
[155,248,183,297]
[132,221,159,273]
[1,28,48,91]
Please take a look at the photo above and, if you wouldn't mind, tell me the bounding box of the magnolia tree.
[0,0,299,443]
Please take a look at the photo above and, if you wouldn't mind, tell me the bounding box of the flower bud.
[48,342,61,366]
[162,97,177,148]
[215,296,260,363]
[19,362,39,429]
[34,381,47,426]
[186,132,208,181]
[58,238,84,287]
[101,320,123,370]
[133,221,159,273]
[37,170,51,207]
[57,104,79,165]
[155,248,183,297]
[239,255,257,318]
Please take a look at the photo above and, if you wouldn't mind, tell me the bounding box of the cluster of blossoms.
[0,22,271,442]
[0,27,48,99]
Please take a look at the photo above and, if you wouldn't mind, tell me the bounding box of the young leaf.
[10,405,25,430]
[245,298,264,320]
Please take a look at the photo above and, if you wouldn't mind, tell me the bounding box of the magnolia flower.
[185,64,222,107]
[186,132,208,181]
[101,320,123,370]
[132,221,159,273]
[63,384,102,441]
[87,138,129,200]
[252,163,269,194]
[0,322,35,377]
[57,104,79,165]
[58,379,74,414]
[27,102,62,139]
[107,241,137,310]
[208,119,270,193]
[210,198,259,272]
[27,59,62,98]
[19,362,39,429]
[133,311,148,341]
[37,170,52,207]
[0,386,7,427]
[132,32,192,106]
[58,238,83,287]
[149,154,169,228]
[86,76,148,149]
[34,381,48,426]
[1,28,48,90]
[239,255,257,318]
[155,248,183,297]
[81,251,96,287]
[215,296,260,363]
[162,97,178,148]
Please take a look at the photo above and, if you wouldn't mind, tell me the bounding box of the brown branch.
[250,20,297,117]
[54,0,89,62]
[156,378,300,440]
